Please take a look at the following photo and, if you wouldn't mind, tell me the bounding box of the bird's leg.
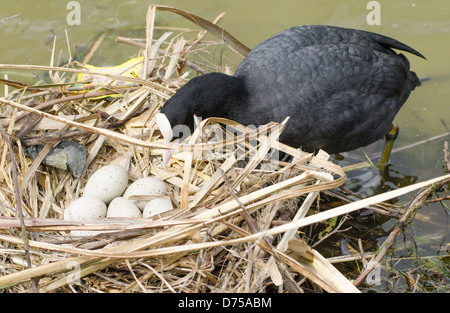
[379,124,399,172]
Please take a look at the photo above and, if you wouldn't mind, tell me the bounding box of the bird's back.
[232,25,423,153]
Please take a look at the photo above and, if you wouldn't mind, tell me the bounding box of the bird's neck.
[160,72,248,139]
[192,73,248,119]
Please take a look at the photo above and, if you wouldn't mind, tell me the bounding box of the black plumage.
[158,25,425,154]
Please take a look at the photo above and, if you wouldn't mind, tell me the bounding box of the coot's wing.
[232,26,420,152]
[244,25,425,59]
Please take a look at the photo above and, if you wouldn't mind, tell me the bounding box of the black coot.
[156,25,425,157]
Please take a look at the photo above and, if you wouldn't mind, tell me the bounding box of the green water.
[1,0,449,292]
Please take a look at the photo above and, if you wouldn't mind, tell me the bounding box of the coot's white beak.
[155,113,173,142]
[155,113,175,166]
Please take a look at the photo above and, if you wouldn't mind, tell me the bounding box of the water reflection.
[332,143,419,199]
[345,163,419,198]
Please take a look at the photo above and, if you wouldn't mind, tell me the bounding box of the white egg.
[64,196,107,221]
[64,196,107,237]
[143,198,173,218]
[107,197,142,218]
[123,176,167,209]
[83,165,129,204]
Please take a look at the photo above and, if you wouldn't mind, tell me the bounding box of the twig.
[426,195,450,203]
[353,174,450,286]
[311,214,351,248]
[371,132,450,159]
[16,93,60,140]
[180,11,226,59]
[0,89,128,128]
[140,262,176,293]
[0,126,38,292]
[444,141,449,173]
[0,13,20,24]
[420,141,450,204]
[20,108,146,146]
[358,238,368,268]
[124,259,147,293]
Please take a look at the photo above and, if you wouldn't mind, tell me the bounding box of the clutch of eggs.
[63,165,173,236]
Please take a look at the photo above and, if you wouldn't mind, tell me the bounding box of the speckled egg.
[64,196,107,221]
[107,197,142,218]
[83,165,129,204]
[123,176,167,210]
[64,196,107,237]
[143,198,173,218]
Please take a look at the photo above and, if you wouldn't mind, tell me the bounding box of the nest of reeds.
[1,5,449,293]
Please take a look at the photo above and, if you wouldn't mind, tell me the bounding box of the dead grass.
[0,4,449,293]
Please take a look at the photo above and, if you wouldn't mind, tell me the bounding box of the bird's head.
[156,72,246,143]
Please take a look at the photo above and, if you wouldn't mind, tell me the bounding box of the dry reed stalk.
[151,5,251,57]
[2,164,446,292]
[1,97,284,154]
[0,126,346,291]
[144,5,156,79]
[0,127,37,292]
